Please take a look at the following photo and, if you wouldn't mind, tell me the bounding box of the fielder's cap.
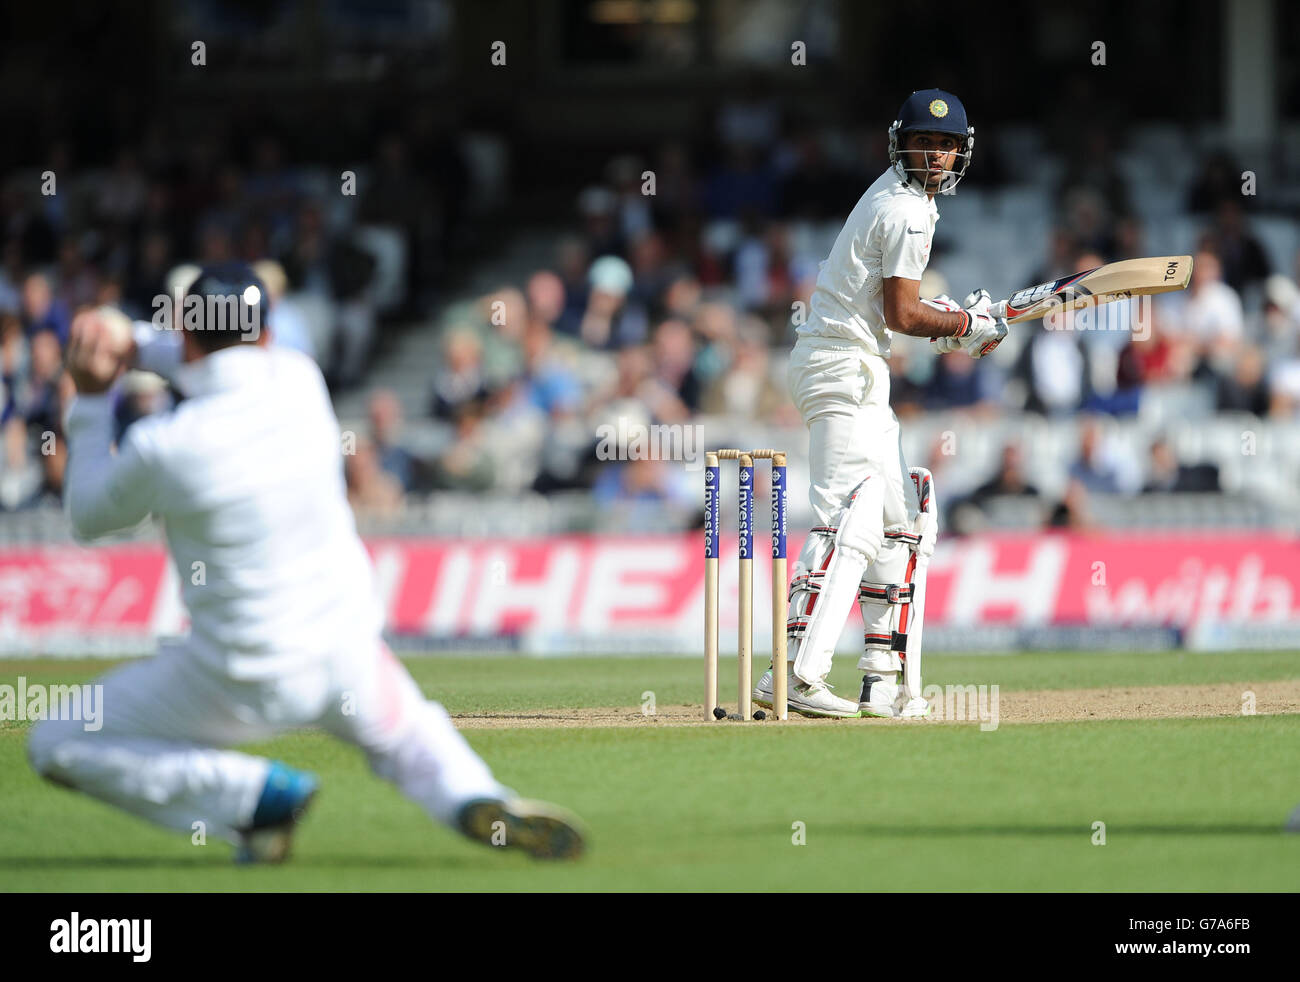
[897,88,968,137]
[184,262,267,339]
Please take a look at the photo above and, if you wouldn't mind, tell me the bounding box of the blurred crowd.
[0,114,468,511]
[3,101,1299,527]
[343,108,1300,523]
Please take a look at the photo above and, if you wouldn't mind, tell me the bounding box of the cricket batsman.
[27,264,586,861]
[753,89,1006,718]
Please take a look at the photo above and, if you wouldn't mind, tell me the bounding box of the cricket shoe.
[787,680,862,719]
[235,761,319,864]
[859,674,898,718]
[751,667,794,709]
[895,695,932,718]
[457,797,587,861]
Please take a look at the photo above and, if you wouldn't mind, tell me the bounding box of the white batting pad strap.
[858,650,902,673]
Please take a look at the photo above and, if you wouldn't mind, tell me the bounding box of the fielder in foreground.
[27,264,585,862]
[753,88,1001,720]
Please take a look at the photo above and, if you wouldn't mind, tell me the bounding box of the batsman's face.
[903,131,962,188]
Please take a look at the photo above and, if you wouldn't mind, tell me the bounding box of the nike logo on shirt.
[906,228,925,235]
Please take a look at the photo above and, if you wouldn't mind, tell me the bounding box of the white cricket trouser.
[786,336,920,680]
[26,639,507,844]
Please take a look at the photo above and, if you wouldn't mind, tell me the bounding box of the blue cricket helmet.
[896,88,969,137]
[888,88,975,194]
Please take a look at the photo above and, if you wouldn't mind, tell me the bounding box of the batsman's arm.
[883,276,970,339]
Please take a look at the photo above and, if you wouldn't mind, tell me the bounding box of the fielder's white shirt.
[798,166,939,358]
[63,333,383,680]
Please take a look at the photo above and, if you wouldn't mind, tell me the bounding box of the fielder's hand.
[65,308,133,394]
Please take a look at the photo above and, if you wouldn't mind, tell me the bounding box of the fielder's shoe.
[895,695,932,718]
[457,797,587,861]
[235,761,319,864]
[787,680,861,719]
[859,674,898,718]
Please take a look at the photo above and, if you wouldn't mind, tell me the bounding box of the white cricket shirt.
[798,166,939,358]
[63,336,383,680]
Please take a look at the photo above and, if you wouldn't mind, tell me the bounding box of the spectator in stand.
[20,274,71,345]
[1201,200,1271,294]
[552,238,591,339]
[520,318,583,417]
[253,259,314,360]
[430,400,496,492]
[1187,151,1243,214]
[1169,250,1244,375]
[648,318,701,414]
[1116,308,1194,392]
[627,231,676,321]
[430,328,490,422]
[0,241,23,316]
[1141,437,1221,493]
[576,186,623,260]
[368,390,418,492]
[1046,479,1093,531]
[1253,275,1299,361]
[887,346,927,419]
[345,437,405,517]
[948,443,1042,534]
[11,329,63,440]
[579,255,644,349]
[701,316,781,418]
[55,239,101,313]
[526,271,566,333]
[592,455,692,510]
[1267,355,1300,418]
[1215,345,1270,416]
[970,443,1042,504]
[1068,417,1125,493]
[114,370,172,442]
[926,349,998,411]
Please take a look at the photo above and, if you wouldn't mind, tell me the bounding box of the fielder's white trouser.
[786,336,921,684]
[26,638,507,844]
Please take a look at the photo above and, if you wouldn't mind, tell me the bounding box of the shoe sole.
[858,705,896,718]
[235,788,317,865]
[459,799,587,861]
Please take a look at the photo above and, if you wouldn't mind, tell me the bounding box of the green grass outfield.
[1,651,1297,892]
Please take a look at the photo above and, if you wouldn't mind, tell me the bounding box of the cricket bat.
[991,255,1193,323]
